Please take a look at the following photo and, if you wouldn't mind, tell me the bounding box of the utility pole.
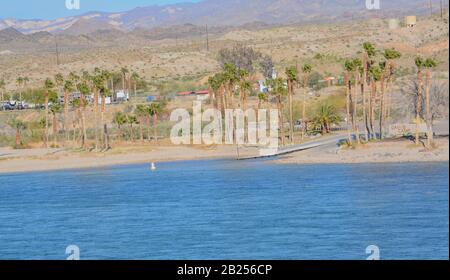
[206,24,209,52]
[429,0,433,17]
[440,0,444,19]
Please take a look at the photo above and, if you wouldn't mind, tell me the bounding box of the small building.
[405,16,417,28]
[320,76,336,87]
[176,91,196,96]
[388,18,400,30]
[195,90,209,95]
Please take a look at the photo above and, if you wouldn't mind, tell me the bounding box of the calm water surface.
[0,160,448,260]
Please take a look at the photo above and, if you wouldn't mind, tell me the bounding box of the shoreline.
[0,138,448,174]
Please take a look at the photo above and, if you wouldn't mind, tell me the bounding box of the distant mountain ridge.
[0,0,447,35]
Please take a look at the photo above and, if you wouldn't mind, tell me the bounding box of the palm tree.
[131,72,140,98]
[54,73,64,94]
[121,67,129,95]
[223,63,239,108]
[92,73,105,150]
[76,82,90,148]
[344,59,356,144]
[16,77,24,101]
[381,49,401,139]
[301,64,312,140]
[135,104,147,143]
[312,104,341,134]
[362,42,376,140]
[9,119,27,147]
[208,73,225,112]
[285,66,298,144]
[0,78,5,103]
[266,77,287,146]
[369,65,383,140]
[22,76,29,102]
[414,57,425,145]
[63,80,74,143]
[423,58,437,147]
[148,103,163,145]
[352,58,362,144]
[50,103,62,147]
[113,111,127,142]
[126,114,138,142]
[44,78,55,148]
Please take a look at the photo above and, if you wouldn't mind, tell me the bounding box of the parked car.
[1,102,14,110]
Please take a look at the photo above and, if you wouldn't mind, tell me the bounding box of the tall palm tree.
[9,119,27,147]
[113,111,127,142]
[362,42,376,140]
[369,65,383,140]
[44,78,55,148]
[301,64,312,140]
[352,58,362,144]
[414,57,425,145]
[131,72,140,98]
[22,76,29,102]
[223,63,238,108]
[208,73,225,112]
[63,80,74,143]
[424,58,437,147]
[92,73,105,150]
[16,77,24,101]
[121,67,129,95]
[135,104,147,143]
[285,66,298,144]
[50,103,62,147]
[126,114,138,143]
[344,60,355,145]
[266,77,287,146]
[0,78,5,103]
[381,49,401,138]
[76,82,90,148]
[148,103,163,145]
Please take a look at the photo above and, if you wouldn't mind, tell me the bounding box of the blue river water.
[0,160,448,260]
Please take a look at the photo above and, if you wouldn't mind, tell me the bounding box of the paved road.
[239,133,346,160]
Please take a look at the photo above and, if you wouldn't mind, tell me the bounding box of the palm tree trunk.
[425,70,433,147]
[278,96,285,147]
[353,71,360,144]
[147,115,151,143]
[81,95,87,149]
[101,95,106,149]
[129,124,134,143]
[288,79,294,144]
[379,76,386,140]
[64,90,69,144]
[15,129,21,146]
[415,70,423,145]
[345,73,352,145]
[52,112,57,147]
[370,82,377,140]
[301,76,308,140]
[153,114,158,145]
[139,120,144,144]
[44,91,49,148]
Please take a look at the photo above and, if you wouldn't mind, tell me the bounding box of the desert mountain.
[1,0,447,35]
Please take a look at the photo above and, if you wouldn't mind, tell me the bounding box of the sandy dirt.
[0,145,251,174]
[0,138,448,174]
[274,138,449,165]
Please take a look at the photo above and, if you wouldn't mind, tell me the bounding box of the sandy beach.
[0,145,247,174]
[274,138,449,165]
[0,137,447,174]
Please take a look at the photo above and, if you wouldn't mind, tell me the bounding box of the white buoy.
[150,162,157,171]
